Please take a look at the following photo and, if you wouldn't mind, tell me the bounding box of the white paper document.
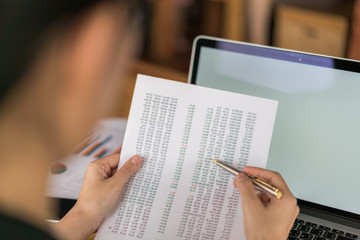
[96,75,278,240]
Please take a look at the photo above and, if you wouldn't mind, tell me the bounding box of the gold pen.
[211,159,283,199]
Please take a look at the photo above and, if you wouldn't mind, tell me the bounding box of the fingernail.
[235,173,247,186]
[131,155,141,166]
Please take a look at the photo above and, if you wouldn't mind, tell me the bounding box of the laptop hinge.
[299,203,360,229]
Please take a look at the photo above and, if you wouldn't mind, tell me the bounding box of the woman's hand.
[54,153,141,240]
[234,166,299,240]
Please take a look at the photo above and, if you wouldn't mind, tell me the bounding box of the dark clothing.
[0,212,56,240]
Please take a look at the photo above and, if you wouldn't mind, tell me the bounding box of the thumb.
[114,155,142,187]
[234,173,262,210]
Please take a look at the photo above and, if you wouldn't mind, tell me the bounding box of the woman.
[0,0,299,239]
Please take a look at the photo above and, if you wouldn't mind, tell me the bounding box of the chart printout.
[96,75,278,240]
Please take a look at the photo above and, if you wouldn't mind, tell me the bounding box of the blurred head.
[0,0,142,158]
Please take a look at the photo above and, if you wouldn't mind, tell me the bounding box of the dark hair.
[0,0,140,104]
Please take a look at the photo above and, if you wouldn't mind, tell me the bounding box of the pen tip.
[211,159,217,163]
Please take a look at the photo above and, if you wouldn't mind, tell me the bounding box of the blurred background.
[140,0,360,69]
[113,0,360,117]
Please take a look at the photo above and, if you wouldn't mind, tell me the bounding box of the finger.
[87,154,120,179]
[93,153,120,169]
[243,166,292,197]
[110,167,117,177]
[114,155,141,186]
[234,173,263,211]
[257,191,271,204]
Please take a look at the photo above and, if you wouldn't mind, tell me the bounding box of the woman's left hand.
[54,153,141,240]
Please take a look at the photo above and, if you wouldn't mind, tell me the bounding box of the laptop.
[189,36,360,240]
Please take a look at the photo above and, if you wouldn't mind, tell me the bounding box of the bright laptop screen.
[191,38,360,216]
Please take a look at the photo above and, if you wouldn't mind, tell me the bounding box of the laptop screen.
[190,37,360,217]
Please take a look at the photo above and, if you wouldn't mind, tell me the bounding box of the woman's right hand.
[234,166,299,240]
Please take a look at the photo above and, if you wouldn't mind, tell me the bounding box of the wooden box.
[274,5,348,57]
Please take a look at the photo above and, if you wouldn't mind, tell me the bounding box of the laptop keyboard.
[288,219,358,240]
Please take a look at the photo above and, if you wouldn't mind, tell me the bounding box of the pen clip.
[247,175,283,199]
